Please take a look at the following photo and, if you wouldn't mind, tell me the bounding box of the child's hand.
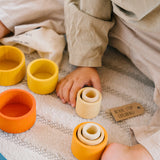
[0,21,10,38]
[56,67,101,107]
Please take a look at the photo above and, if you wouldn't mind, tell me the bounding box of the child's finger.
[56,78,64,95]
[56,78,67,103]
[62,80,74,104]
[70,82,82,107]
[91,77,102,92]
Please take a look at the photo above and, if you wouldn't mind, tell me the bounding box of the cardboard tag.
[110,103,144,122]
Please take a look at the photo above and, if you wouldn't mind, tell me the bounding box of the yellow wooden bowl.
[27,58,59,94]
[0,46,26,86]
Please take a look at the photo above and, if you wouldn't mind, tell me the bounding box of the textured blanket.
[0,46,157,160]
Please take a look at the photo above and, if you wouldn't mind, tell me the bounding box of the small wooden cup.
[71,122,108,160]
[0,46,26,86]
[0,89,36,133]
[27,58,58,94]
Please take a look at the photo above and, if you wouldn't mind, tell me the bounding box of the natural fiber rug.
[0,46,157,160]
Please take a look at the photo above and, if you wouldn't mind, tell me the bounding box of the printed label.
[110,103,144,122]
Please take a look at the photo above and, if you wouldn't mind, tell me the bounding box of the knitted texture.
[0,46,157,160]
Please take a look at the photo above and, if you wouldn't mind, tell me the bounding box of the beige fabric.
[109,15,160,159]
[0,0,65,66]
[0,27,65,66]
[112,0,160,32]
[65,0,160,66]
[0,0,65,34]
[109,15,160,83]
[80,0,112,20]
[64,0,114,67]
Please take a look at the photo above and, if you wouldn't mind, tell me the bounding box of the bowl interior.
[0,47,22,70]
[0,90,33,118]
[85,90,96,99]
[29,60,56,80]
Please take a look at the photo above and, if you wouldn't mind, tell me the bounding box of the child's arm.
[64,0,114,68]
[57,0,114,106]
[56,67,101,107]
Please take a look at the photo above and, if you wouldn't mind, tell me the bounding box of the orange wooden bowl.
[0,89,36,133]
[71,122,108,160]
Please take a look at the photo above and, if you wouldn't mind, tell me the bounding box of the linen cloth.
[0,0,65,66]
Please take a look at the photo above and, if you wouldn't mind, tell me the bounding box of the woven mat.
[0,46,157,160]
